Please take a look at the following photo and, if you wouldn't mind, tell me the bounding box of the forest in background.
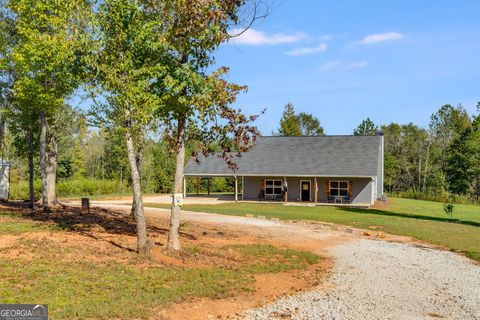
[4,101,479,204]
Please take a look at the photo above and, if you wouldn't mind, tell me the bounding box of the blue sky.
[214,0,480,135]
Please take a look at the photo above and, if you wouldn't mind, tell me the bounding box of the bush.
[9,178,130,200]
[391,191,477,205]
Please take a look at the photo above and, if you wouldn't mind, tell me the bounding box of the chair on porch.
[257,189,265,201]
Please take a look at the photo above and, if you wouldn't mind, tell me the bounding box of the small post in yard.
[183,176,187,198]
[81,198,90,214]
[234,176,238,202]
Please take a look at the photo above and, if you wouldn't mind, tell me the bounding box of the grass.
[0,258,251,319]
[225,244,319,273]
[145,198,480,261]
[0,210,319,319]
[0,212,63,234]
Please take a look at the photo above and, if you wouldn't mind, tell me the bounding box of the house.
[183,134,384,206]
[0,159,9,201]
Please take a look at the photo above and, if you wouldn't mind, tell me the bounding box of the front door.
[300,180,311,201]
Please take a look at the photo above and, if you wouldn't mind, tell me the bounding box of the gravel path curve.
[244,239,480,320]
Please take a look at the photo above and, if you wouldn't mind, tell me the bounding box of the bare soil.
[0,202,333,320]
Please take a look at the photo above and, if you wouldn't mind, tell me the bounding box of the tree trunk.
[39,112,49,212]
[46,135,58,206]
[124,112,149,254]
[131,143,143,220]
[167,114,186,251]
[423,143,430,193]
[27,129,35,209]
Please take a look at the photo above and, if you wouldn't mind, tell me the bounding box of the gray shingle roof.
[184,136,382,177]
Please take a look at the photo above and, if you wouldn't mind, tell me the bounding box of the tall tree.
[354,118,377,136]
[275,103,323,136]
[297,112,324,136]
[467,108,480,200]
[7,0,92,211]
[91,0,167,254]
[277,103,301,136]
[159,0,264,251]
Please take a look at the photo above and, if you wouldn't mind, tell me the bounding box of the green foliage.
[444,202,454,219]
[382,103,480,203]
[276,103,324,136]
[277,103,302,136]
[354,118,377,135]
[10,178,129,200]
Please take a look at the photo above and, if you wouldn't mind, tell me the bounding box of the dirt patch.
[0,202,334,319]
[372,197,393,209]
[159,261,331,320]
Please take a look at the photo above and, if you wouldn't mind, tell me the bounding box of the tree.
[277,103,301,136]
[445,129,472,195]
[297,112,324,136]
[91,0,167,254]
[466,127,480,200]
[275,103,323,136]
[354,118,377,136]
[7,0,92,211]
[158,0,265,251]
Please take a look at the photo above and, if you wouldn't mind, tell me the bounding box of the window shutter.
[325,180,330,196]
[349,181,353,197]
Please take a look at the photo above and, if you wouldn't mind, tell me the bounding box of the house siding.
[243,176,373,204]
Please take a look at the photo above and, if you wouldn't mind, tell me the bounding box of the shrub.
[9,178,130,200]
[390,191,477,205]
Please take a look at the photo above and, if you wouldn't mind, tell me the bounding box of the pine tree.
[278,103,301,136]
[354,118,377,135]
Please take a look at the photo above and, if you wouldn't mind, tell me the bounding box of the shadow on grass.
[0,201,197,250]
[339,207,480,227]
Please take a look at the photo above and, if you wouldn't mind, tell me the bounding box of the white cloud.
[229,28,307,45]
[319,61,368,72]
[354,32,405,45]
[347,61,368,69]
[319,61,342,72]
[286,43,327,56]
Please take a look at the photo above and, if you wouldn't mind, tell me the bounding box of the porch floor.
[179,195,372,208]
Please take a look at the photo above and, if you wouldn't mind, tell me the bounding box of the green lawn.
[145,198,480,261]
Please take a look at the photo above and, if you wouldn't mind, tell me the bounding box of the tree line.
[276,103,480,203]
[0,0,269,254]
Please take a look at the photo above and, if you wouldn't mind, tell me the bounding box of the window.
[330,181,349,197]
[265,179,283,195]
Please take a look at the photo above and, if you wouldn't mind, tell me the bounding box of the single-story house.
[183,134,384,206]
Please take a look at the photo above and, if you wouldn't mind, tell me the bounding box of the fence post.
[81,198,90,214]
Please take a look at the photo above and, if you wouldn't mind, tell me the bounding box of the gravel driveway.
[70,201,480,319]
[243,239,480,320]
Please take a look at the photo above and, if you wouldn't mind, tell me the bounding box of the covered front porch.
[182,175,375,207]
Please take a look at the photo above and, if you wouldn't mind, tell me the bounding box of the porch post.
[196,177,199,195]
[207,177,211,195]
[241,176,244,200]
[234,176,238,202]
[284,176,288,204]
[314,177,318,205]
[183,176,187,198]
